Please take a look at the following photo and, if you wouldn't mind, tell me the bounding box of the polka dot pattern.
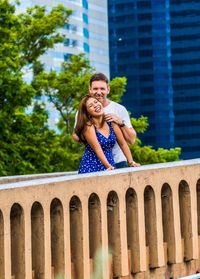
[78,122,116,174]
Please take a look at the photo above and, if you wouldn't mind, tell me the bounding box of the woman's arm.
[112,123,140,167]
[83,125,114,169]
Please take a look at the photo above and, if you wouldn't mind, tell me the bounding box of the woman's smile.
[94,105,102,112]
[86,97,104,116]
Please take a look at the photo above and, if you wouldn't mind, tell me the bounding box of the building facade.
[18,0,109,76]
[170,0,200,159]
[108,0,200,159]
[17,0,110,127]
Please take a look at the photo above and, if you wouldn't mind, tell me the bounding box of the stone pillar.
[43,203,52,278]
[82,197,91,279]
[63,202,72,279]
[24,205,32,279]
[4,208,11,279]
[118,193,129,276]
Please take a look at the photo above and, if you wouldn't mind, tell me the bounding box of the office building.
[108,0,200,159]
[170,0,200,159]
[18,0,109,75]
[18,0,110,127]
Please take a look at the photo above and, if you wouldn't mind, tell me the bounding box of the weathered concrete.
[0,171,76,184]
[0,159,199,279]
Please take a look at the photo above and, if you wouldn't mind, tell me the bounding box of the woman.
[75,95,140,174]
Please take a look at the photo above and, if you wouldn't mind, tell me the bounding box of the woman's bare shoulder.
[84,121,94,132]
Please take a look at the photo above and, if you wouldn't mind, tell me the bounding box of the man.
[73,72,139,168]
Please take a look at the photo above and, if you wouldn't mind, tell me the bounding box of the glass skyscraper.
[108,0,200,159]
[18,0,109,76]
[170,0,200,159]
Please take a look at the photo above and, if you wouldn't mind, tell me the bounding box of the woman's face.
[86,97,104,117]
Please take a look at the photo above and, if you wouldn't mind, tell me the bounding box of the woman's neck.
[91,115,104,128]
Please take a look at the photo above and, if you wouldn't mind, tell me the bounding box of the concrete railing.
[0,159,200,279]
[0,171,77,184]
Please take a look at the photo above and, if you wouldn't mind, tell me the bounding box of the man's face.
[89,80,110,105]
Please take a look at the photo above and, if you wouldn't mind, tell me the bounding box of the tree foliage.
[0,0,181,176]
[0,0,72,175]
[33,54,93,134]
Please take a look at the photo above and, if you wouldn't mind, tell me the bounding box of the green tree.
[32,53,94,134]
[0,0,72,175]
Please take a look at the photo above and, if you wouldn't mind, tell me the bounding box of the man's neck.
[102,98,111,108]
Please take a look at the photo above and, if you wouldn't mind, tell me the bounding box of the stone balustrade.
[0,159,200,279]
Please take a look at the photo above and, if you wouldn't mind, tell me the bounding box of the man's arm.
[120,125,136,145]
[104,113,136,144]
[112,123,140,166]
[72,111,81,142]
[72,132,80,142]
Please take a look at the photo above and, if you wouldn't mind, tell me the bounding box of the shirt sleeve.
[120,106,133,128]
[74,111,78,129]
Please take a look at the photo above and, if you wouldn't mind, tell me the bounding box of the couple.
[73,73,140,174]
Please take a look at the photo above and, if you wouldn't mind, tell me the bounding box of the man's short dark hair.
[90,73,109,86]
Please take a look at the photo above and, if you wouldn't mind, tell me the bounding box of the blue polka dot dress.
[78,122,116,174]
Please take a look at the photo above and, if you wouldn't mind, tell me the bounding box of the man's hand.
[72,133,80,143]
[128,161,141,167]
[105,113,136,144]
[104,113,123,126]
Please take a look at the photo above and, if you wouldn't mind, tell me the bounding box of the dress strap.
[107,121,113,130]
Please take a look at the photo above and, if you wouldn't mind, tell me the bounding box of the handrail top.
[0,158,199,191]
[179,273,200,279]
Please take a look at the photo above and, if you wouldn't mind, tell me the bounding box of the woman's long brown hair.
[75,95,104,143]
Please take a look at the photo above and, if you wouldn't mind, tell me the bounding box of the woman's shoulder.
[86,120,92,126]
[84,121,95,132]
